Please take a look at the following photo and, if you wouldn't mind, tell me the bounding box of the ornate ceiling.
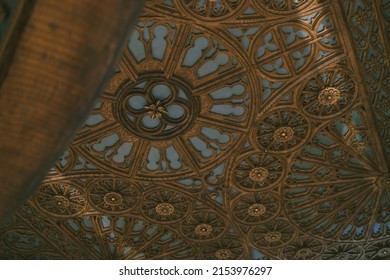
[2,0,390,260]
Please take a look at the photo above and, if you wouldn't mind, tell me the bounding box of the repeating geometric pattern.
[2,0,390,259]
[342,0,390,168]
[284,107,390,241]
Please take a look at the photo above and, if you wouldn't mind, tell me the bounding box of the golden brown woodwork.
[2,0,390,260]
[0,0,34,86]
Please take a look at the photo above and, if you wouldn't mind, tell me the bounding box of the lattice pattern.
[2,0,390,260]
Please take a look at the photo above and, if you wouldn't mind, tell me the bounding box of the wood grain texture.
[0,0,144,223]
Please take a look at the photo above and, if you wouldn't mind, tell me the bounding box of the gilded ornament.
[265,231,282,242]
[232,192,280,225]
[248,204,266,217]
[209,192,218,200]
[353,9,369,26]
[116,77,197,141]
[52,196,70,208]
[87,179,140,214]
[195,224,213,236]
[232,152,284,191]
[255,108,310,153]
[215,249,233,259]
[318,87,340,105]
[141,189,191,224]
[295,248,313,258]
[273,127,295,142]
[298,68,356,119]
[249,167,269,183]
[34,182,86,217]
[155,203,175,216]
[250,219,296,248]
[200,237,247,259]
[103,192,123,206]
[144,100,167,119]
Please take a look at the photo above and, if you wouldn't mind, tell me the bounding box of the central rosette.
[74,25,256,179]
[117,77,199,141]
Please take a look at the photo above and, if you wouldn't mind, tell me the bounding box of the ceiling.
[2,0,390,260]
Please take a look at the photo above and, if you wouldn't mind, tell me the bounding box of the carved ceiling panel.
[2,0,390,260]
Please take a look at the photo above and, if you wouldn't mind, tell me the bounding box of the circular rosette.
[140,188,192,224]
[75,22,256,180]
[179,210,228,242]
[364,240,390,259]
[200,237,248,259]
[116,77,198,141]
[253,0,314,15]
[177,0,247,22]
[87,179,140,214]
[249,219,297,249]
[298,68,357,119]
[321,244,364,260]
[280,237,324,259]
[34,182,86,217]
[254,108,310,154]
[232,192,281,225]
[232,152,284,191]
